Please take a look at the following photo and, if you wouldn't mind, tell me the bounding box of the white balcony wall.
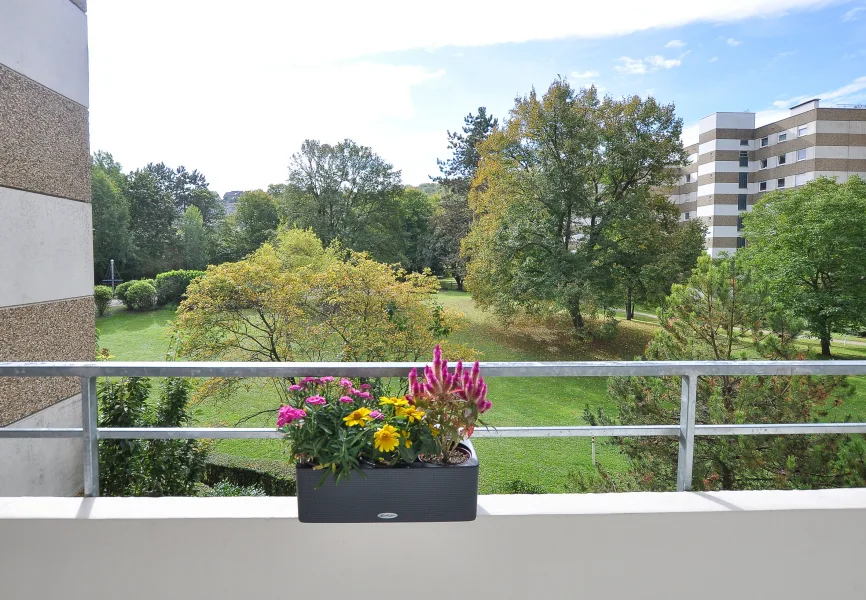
[1,490,865,600]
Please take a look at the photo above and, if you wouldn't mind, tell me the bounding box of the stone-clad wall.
[0,0,92,495]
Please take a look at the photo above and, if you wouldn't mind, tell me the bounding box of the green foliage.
[272,226,338,271]
[114,280,135,303]
[200,481,267,497]
[500,479,547,494]
[93,285,113,316]
[465,80,690,336]
[605,255,866,491]
[278,139,405,263]
[429,191,472,289]
[203,452,296,496]
[743,176,866,356]
[434,107,498,197]
[128,169,177,277]
[97,377,208,496]
[178,206,209,270]
[233,190,280,257]
[125,280,157,312]
[154,269,206,306]
[398,187,436,272]
[91,160,134,283]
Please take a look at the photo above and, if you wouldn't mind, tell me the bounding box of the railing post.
[676,374,697,492]
[81,376,99,497]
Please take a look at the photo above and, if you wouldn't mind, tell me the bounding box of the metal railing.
[2,360,866,497]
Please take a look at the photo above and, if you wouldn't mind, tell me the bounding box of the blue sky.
[88,0,866,194]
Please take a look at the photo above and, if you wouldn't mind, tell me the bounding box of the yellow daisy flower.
[343,407,372,427]
[379,396,409,407]
[395,406,425,423]
[402,431,413,448]
[374,424,400,452]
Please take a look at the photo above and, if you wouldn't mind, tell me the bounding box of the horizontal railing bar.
[695,423,866,435]
[472,425,680,437]
[1,360,866,378]
[97,427,284,439]
[0,428,84,439]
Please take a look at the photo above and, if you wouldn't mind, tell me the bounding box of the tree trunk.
[569,299,585,331]
[625,289,634,321]
[820,335,832,358]
[454,274,464,292]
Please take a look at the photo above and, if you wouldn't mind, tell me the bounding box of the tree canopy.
[742,175,866,356]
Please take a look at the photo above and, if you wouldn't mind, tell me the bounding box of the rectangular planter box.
[296,440,479,523]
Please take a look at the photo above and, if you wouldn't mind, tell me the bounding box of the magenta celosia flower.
[320,376,335,383]
[369,410,384,420]
[339,378,353,388]
[288,384,304,392]
[277,406,307,427]
[339,395,354,403]
[305,395,327,405]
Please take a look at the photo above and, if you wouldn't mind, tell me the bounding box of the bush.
[125,281,157,311]
[203,452,296,496]
[94,285,113,316]
[154,270,206,306]
[199,481,267,497]
[114,280,136,304]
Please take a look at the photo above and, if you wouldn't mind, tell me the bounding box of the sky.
[88,0,866,195]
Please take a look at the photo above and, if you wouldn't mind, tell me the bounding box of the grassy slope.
[96,296,866,493]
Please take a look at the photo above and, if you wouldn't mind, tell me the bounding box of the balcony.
[2,360,866,598]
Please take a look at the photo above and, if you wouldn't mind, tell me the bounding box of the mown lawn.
[95,295,866,493]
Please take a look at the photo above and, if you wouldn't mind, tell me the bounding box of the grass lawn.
[95,295,866,494]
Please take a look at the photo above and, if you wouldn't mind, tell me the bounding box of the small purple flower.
[288,384,304,392]
[339,378,354,388]
[339,395,354,404]
[369,410,384,420]
[320,376,335,383]
[305,395,327,405]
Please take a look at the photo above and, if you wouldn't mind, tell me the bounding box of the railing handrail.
[2,360,866,497]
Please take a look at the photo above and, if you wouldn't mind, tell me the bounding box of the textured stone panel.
[755,110,818,137]
[69,0,87,11]
[711,236,740,248]
[698,172,741,186]
[713,215,739,226]
[699,129,755,144]
[679,201,697,213]
[0,297,94,426]
[754,134,815,160]
[0,64,90,202]
[751,160,816,182]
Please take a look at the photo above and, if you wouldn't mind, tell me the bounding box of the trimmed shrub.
[199,481,267,497]
[203,452,296,496]
[114,280,136,304]
[154,270,206,306]
[125,280,157,312]
[94,285,113,316]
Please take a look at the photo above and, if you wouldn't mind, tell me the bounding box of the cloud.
[665,39,687,48]
[615,54,681,74]
[571,70,601,78]
[710,56,719,62]
[727,38,742,46]
[843,6,866,21]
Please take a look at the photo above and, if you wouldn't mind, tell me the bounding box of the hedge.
[155,270,206,306]
[114,280,136,303]
[125,280,157,311]
[94,285,113,316]
[202,452,296,496]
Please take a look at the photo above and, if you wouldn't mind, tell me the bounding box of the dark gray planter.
[296,440,479,523]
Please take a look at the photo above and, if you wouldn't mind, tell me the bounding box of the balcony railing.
[2,360,866,497]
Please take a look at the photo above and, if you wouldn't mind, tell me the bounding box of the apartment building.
[669,99,866,257]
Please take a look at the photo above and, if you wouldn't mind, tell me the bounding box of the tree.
[234,190,279,256]
[278,139,404,263]
[398,187,436,272]
[429,191,472,290]
[144,162,223,227]
[91,162,134,282]
[599,255,866,491]
[178,206,209,270]
[172,234,469,409]
[464,80,687,334]
[127,169,177,277]
[742,176,866,357]
[435,107,498,196]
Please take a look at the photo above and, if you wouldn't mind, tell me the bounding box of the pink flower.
[339,396,354,404]
[300,377,320,386]
[320,376,335,383]
[339,378,354,388]
[359,383,372,391]
[277,406,307,427]
[369,410,384,420]
[351,389,372,400]
[305,395,327,405]
[288,384,304,392]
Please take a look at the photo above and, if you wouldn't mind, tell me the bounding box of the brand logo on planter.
[377,512,398,519]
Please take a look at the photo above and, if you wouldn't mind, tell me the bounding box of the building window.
[684,212,690,220]
[738,194,747,210]
[685,173,692,183]
[777,178,786,188]
[739,151,748,167]
[797,149,807,161]
[778,154,786,165]
[761,136,769,147]
[778,133,787,142]
[760,181,767,191]
[760,158,768,169]
[736,237,746,249]
[740,139,749,146]
[798,125,808,136]
[737,216,744,231]
[739,172,748,189]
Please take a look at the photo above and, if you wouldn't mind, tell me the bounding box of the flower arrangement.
[278,345,490,482]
